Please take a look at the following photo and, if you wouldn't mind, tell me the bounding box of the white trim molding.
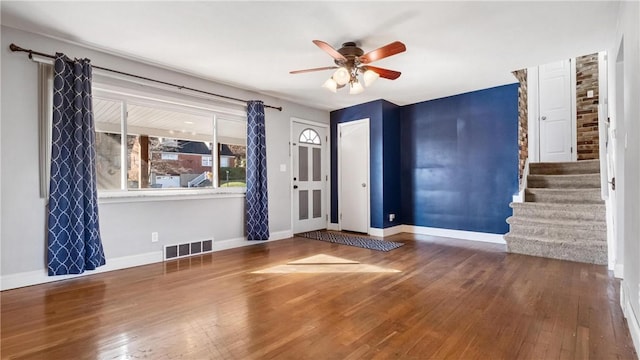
[620,281,640,356]
[1,230,294,291]
[0,251,163,291]
[369,225,404,237]
[327,223,340,231]
[212,230,292,252]
[367,225,505,244]
[403,225,506,244]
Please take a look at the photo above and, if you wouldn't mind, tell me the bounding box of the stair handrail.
[187,172,207,188]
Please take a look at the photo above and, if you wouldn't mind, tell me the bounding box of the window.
[299,128,321,145]
[93,91,247,192]
[37,64,248,196]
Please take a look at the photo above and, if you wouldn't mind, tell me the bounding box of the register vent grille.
[164,240,213,260]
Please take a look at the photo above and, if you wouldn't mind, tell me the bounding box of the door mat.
[298,231,404,252]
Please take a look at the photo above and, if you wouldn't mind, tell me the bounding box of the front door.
[292,121,327,234]
[538,59,573,162]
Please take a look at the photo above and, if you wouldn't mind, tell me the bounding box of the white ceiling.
[1,1,619,111]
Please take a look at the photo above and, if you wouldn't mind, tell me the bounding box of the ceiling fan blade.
[359,41,406,64]
[362,66,401,80]
[313,40,347,62]
[290,66,338,74]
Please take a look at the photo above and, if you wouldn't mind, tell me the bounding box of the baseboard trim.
[369,225,404,237]
[1,230,295,291]
[213,230,292,251]
[403,225,506,245]
[615,263,624,279]
[620,281,640,357]
[0,251,163,291]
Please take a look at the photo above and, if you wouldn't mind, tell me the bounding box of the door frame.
[527,58,578,163]
[337,118,370,233]
[289,117,330,233]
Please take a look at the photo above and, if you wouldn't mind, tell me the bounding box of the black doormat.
[298,231,404,252]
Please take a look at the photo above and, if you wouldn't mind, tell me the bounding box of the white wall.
[609,1,640,353]
[0,26,329,288]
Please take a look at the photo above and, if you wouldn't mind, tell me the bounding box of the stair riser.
[529,161,600,175]
[508,224,606,242]
[528,176,600,189]
[511,207,605,222]
[524,191,603,204]
[505,237,607,265]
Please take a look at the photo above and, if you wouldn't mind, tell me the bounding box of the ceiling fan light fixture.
[332,67,350,86]
[363,69,380,87]
[349,80,364,95]
[322,78,338,93]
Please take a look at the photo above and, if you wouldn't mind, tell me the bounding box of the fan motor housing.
[335,42,363,67]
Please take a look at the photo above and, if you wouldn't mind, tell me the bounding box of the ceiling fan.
[290,40,406,94]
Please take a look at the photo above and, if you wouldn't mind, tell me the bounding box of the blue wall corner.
[330,84,518,235]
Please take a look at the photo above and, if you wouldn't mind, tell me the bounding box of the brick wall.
[512,69,528,180]
[575,53,599,160]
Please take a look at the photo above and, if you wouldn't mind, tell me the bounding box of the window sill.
[98,188,246,204]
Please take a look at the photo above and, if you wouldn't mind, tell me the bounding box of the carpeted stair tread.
[529,160,600,175]
[506,220,606,243]
[506,159,607,265]
[524,188,603,204]
[510,202,605,221]
[527,173,601,189]
[504,233,607,264]
[506,216,606,231]
[505,233,607,246]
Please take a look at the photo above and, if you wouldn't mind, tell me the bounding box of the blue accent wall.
[330,84,518,234]
[400,84,519,234]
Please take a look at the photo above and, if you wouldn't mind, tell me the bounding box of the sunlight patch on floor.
[251,254,401,274]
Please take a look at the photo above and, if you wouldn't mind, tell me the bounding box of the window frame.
[92,87,248,196]
[38,63,249,201]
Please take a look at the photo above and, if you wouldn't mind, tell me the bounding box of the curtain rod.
[9,43,283,112]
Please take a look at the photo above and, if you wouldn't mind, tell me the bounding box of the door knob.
[541,116,547,120]
[361,183,366,187]
[293,185,298,189]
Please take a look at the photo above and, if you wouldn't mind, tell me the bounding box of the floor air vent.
[164,240,213,260]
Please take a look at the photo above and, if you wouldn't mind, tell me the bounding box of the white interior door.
[338,119,369,233]
[612,49,625,274]
[539,59,573,162]
[292,121,327,233]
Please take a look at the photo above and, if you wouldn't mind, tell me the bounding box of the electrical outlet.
[389,213,395,222]
[151,232,159,243]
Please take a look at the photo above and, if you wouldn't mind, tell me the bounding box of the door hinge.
[326,214,328,221]
[326,175,328,181]
[610,177,616,190]
[571,146,573,153]
[340,213,342,220]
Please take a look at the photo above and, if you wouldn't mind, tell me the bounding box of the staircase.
[505,160,607,264]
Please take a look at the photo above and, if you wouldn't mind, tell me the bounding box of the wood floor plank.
[1,233,637,359]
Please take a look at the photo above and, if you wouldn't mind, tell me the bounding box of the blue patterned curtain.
[47,54,105,275]
[246,101,269,240]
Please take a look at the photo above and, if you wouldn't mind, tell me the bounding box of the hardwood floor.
[1,233,637,359]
